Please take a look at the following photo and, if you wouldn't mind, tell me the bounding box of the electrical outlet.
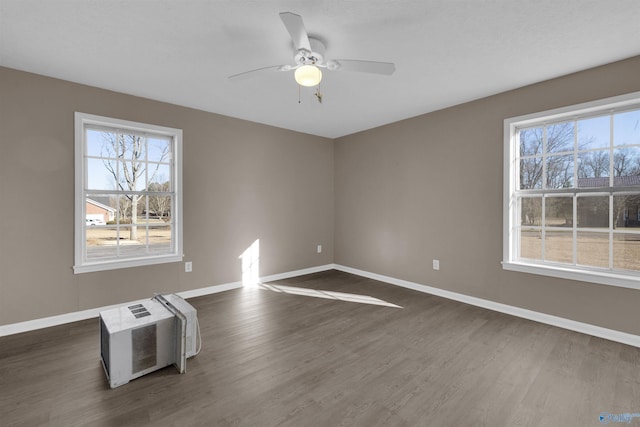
[433,259,440,270]
[317,244,322,254]
[185,261,192,272]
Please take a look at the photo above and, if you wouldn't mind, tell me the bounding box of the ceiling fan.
[228,12,396,100]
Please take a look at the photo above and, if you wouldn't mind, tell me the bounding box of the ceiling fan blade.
[228,65,293,81]
[329,59,396,75]
[279,12,311,51]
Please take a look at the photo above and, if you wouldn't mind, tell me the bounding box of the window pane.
[90,158,148,191]
[578,151,610,178]
[148,137,171,162]
[520,158,543,189]
[544,230,573,264]
[613,194,640,229]
[90,131,145,160]
[137,195,150,223]
[86,129,109,157]
[148,194,172,220]
[613,233,640,272]
[614,110,640,147]
[577,115,610,150]
[147,164,171,190]
[546,122,574,154]
[119,194,145,223]
[111,194,130,223]
[520,197,542,226]
[520,227,541,260]
[577,150,609,187]
[612,147,640,186]
[86,195,116,224]
[118,231,149,258]
[546,155,574,188]
[86,226,120,260]
[147,178,171,193]
[577,232,609,269]
[87,158,118,190]
[110,161,146,191]
[519,128,543,156]
[148,224,173,253]
[117,133,146,160]
[545,197,573,227]
[577,196,609,229]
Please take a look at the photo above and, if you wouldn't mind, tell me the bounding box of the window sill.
[502,261,640,290]
[74,254,183,274]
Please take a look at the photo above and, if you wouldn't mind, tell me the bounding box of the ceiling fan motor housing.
[294,37,325,66]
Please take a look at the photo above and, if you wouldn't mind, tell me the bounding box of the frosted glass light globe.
[295,65,322,87]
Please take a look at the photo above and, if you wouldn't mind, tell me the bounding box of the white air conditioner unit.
[99,294,199,388]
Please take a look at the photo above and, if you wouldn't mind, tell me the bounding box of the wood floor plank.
[1,270,639,426]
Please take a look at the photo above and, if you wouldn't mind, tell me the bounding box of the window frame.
[503,91,640,290]
[74,112,183,274]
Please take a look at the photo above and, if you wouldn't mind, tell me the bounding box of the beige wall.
[335,56,640,335]
[0,67,334,326]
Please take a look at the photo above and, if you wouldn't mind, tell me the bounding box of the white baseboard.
[260,264,336,283]
[8,263,634,348]
[334,264,640,348]
[0,297,149,338]
[0,264,336,337]
[177,281,243,300]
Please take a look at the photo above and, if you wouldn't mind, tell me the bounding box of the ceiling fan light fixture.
[294,65,322,87]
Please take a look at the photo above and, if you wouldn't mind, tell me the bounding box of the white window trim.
[503,91,640,290]
[74,112,183,274]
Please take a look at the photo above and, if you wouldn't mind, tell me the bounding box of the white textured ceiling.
[1,0,639,138]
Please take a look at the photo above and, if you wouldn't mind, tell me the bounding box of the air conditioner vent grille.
[131,324,157,373]
[128,304,151,318]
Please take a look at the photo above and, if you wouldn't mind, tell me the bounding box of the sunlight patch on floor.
[259,283,402,308]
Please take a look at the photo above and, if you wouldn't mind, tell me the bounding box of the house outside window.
[503,92,640,289]
[74,113,183,273]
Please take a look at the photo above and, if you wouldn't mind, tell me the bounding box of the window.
[74,113,183,273]
[504,92,640,289]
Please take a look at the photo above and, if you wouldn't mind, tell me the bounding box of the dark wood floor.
[1,270,639,426]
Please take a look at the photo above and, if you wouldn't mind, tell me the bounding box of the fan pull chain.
[298,84,301,104]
